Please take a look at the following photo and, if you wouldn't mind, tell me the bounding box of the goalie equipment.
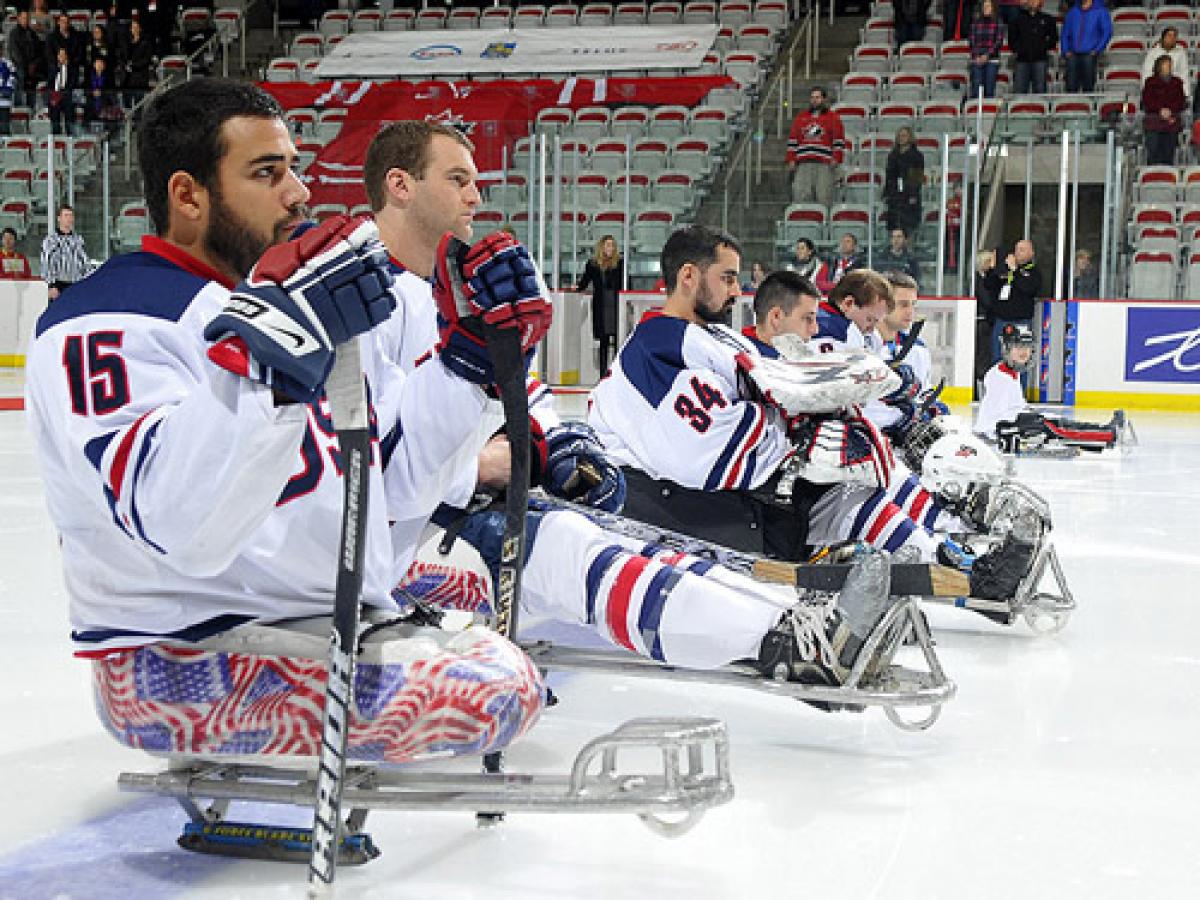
[789,410,896,488]
[735,348,901,416]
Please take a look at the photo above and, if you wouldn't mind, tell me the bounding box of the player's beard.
[693,279,732,325]
[204,185,300,280]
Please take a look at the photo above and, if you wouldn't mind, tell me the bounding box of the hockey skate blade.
[178,821,380,866]
[752,561,970,598]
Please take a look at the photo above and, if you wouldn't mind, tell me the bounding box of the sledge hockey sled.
[998,410,1137,459]
[117,715,734,863]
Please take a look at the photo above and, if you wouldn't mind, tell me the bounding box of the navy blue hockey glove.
[883,363,921,405]
[204,215,394,402]
[882,400,917,444]
[433,231,553,385]
[537,422,626,513]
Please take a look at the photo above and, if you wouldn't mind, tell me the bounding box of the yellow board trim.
[0,355,25,367]
[557,369,580,386]
[939,386,972,405]
[1071,391,1200,411]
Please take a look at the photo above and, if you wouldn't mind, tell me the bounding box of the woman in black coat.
[883,126,924,237]
[577,234,623,374]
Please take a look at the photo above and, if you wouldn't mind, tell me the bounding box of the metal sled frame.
[525,597,956,733]
[938,481,1075,635]
[116,716,734,857]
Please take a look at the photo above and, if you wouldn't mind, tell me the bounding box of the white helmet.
[919,430,1006,502]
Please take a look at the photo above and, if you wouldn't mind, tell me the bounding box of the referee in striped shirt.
[41,205,95,301]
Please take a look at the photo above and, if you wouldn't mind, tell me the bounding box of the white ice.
[2,399,1199,899]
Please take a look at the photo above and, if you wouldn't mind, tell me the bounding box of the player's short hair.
[828,268,891,310]
[753,270,819,323]
[57,204,74,215]
[363,120,475,212]
[882,271,918,311]
[139,78,283,235]
[1,227,17,240]
[660,225,741,294]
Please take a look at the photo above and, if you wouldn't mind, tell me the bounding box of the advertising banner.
[316,25,719,78]
[1124,306,1200,384]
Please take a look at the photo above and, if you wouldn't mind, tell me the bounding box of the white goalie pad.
[737,347,901,416]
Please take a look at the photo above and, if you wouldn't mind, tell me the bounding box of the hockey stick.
[308,338,371,897]
[889,319,924,368]
[477,323,532,823]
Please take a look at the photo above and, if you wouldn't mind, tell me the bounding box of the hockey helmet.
[905,418,1006,502]
[999,322,1035,369]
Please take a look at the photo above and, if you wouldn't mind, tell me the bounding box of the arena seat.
[652,170,695,213]
[1136,166,1181,205]
[448,7,481,29]
[1129,250,1177,300]
[579,3,615,27]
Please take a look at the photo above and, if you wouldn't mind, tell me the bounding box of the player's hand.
[538,422,626,513]
[433,231,553,385]
[477,434,512,492]
[791,408,894,489]
[203,215,394,402]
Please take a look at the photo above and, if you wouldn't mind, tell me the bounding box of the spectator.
[40,205,95,301]
[45,14,84,73]
[577,233,623,373]
[997,0,1023,29]
[894,0,931,49]
[0,227,32,279]
[1071,249,1099,298]
[876,227,921,288]
[1142,55,1186,166]
[974,249,999,390]
[944,0,974,42]
[817,232,862,295]
[141,0,176,58]
[883,125,923,237]
[786,85,845,211]
[46,47,79,135]
[85,56,119,131]
[0,44,13,135]
[6,11,40,108]
[29,0,53,35]
[945,184,963,273]
[1061,0,1112,94]
[741,261,767,293]
[1009,0,1058,95]
[119,18,155,108]
[987,238,1042,365]
[1143,27,1190,102]
[86,24,112,71]
[969,0,1004,99]
[788,237,827,286]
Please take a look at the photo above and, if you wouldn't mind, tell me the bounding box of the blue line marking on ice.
[0,797,293,899]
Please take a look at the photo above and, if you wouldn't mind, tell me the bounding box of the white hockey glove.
[735,349,901,417]
[789,408,895,489]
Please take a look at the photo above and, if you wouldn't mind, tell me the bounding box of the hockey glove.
[204,215,394,402]
[537,422,627,513]
[883,363,921,405]
[433,231,553,385]
[790,408,895,488]
[882,400,917,444]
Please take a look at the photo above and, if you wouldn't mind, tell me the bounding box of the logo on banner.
[426,109,475,136]
[481,41,516,59]
[655,41,699,52]
[411,44,462,61]
[1125,307,1200,383]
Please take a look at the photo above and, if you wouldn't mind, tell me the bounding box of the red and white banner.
[261,76,734,209]
[316,25,719,78]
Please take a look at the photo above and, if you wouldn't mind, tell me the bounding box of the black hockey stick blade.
[890,319,925,368]
[753,559,970,597]
[482,323,531,640]
[308,339,372,896]
[918,378,946,417]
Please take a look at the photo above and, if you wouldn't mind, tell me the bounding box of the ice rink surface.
[1,402,1199,900]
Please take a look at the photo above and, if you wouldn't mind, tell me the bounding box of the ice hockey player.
[363,119,625,529]
[24,79,554,764]
[740,269,821,356]
[811,268,890,355]
[976,322,1123,452]
[588,225,1035,600]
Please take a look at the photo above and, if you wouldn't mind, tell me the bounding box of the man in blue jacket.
[1062,0,1112,93]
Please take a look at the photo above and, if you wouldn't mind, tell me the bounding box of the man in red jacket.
[787,86,845,210]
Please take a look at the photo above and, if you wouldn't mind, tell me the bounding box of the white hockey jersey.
[882,331,933,390]
[975,361,1028,437]
[589,315,791,491]
[26,239,486,653]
